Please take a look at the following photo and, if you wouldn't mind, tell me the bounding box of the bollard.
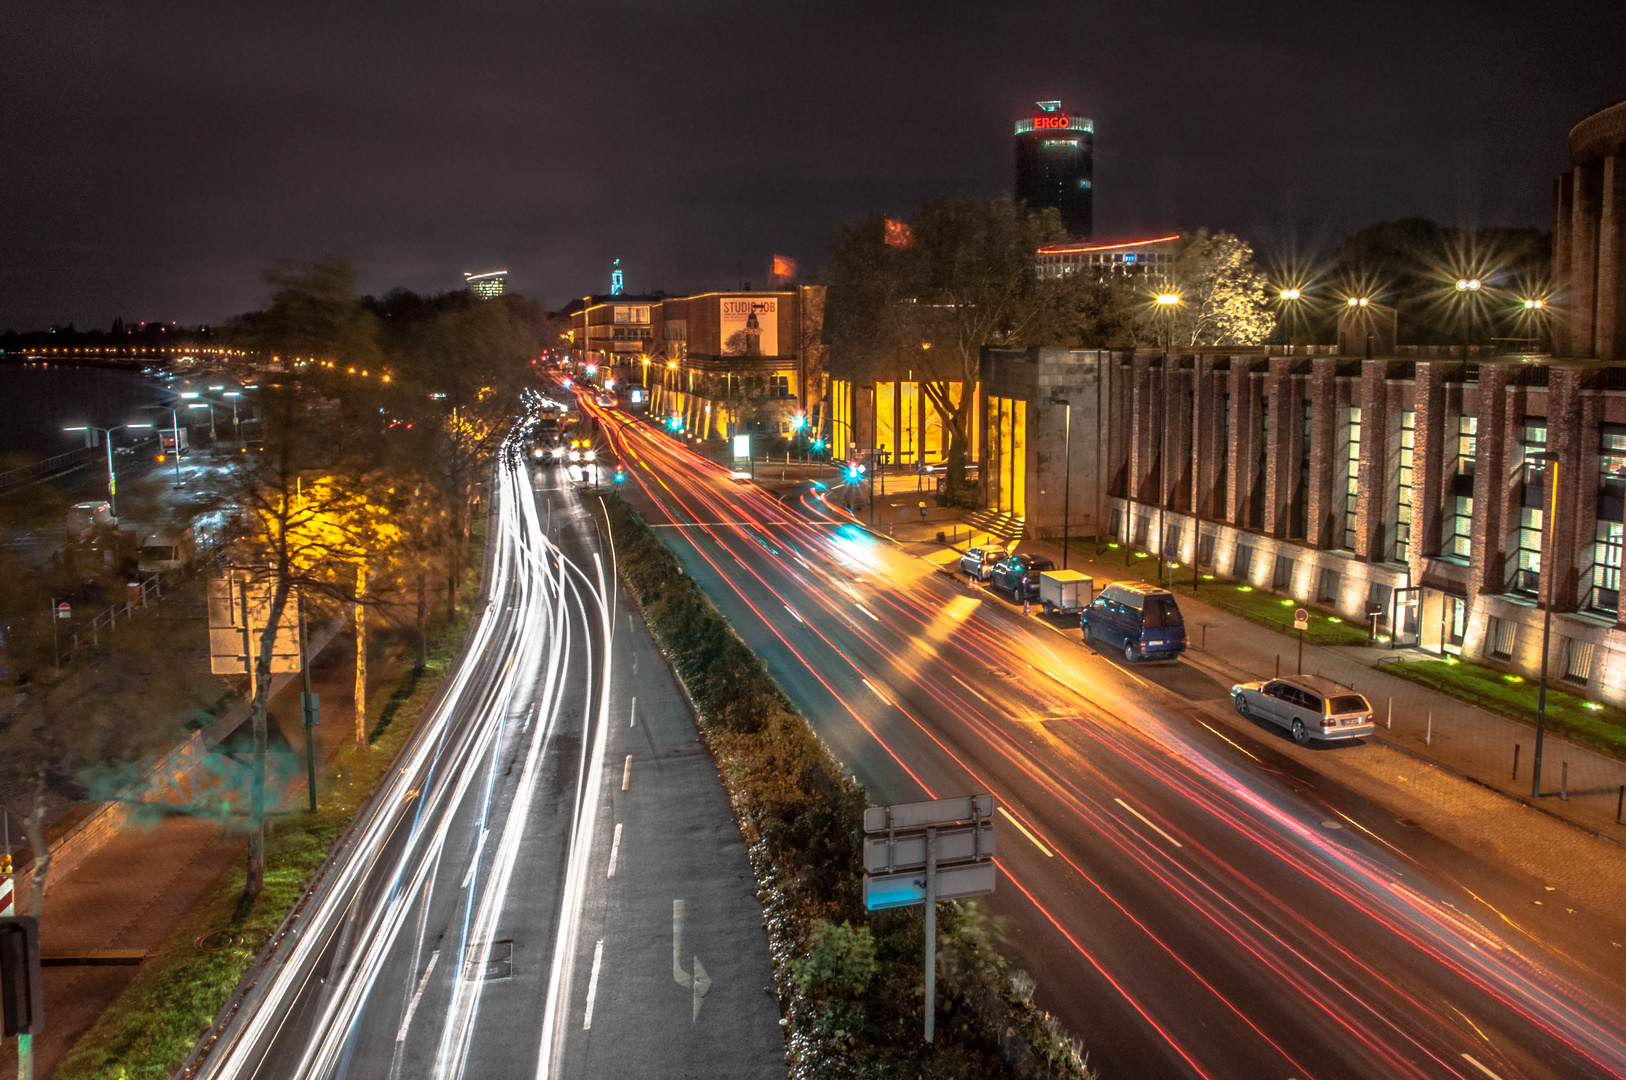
[1561,762,1569,802]
[1512,743,1521,780]
[1425,712,1432,746]
[1617,785,1623,825]
[1275,654,1280,679]
[1202,624,1209,651]
[1386,698,1392,729]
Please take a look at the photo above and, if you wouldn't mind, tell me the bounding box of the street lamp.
[222,391,243,448]
[1529,449,1561,799]
[1454,278,1483,361]
[1051,397,1072,569]
[61,423,149,517]
[190,401,216,440]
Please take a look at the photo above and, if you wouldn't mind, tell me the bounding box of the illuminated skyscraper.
[464,270,507,298]
[1014,101,1094,239]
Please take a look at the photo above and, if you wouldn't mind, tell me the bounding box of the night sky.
[4,1,1622,330]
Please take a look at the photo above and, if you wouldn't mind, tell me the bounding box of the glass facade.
[1592,425,1626,613]
[1343,407,1361,550]
[1396,411,1415,562]
[1444,416,1476,560]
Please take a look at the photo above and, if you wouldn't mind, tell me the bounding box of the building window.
[1514,507,1544,595]
[1343,406,1361,550]
[1234,543,1255,583]
[1444,497,1473,560]
[1395,410,1415,562]
[1485,616,1516,661]
[1457,415,1477,477]
[1592,521,1623,613]
[1561,638,1596,687]
[769,375,790,398]
[1317,567,1341,605]
[1198,531,1215,567]
[1273,554,1296,592]
[1134,514,1150,547]
[1163,522,1182,561]
[1592,425,1626,613]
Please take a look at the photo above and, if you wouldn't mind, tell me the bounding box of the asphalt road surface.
[584,389,1626,1080]
[187,394,781,1080]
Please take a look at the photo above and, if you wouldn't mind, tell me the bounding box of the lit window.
[1396,411,1414,562]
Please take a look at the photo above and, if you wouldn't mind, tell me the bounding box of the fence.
[0,446,94,491]
[53,570,175,662]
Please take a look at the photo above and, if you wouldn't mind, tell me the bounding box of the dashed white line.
[785,604,805,623]
[622,755,633,791]
[582,940,605,1030]
[855,603,879,621]
[607,823,623,878]
[395,950,439,1044]
[630,696,637,727]
[1460,1053,1505,1080]
[950,674,994,707]
[1114,797,1184,849]
[999,806,1054,857]
[861,678,891,706]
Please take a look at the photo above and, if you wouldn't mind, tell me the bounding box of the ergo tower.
[1014,101,1094,239]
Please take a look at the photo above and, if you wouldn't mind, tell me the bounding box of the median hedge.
[602,497,1095,1080]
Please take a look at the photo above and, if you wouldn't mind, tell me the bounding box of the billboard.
[720,297,778,356]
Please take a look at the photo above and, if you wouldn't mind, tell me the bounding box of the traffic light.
[791,412,807,430]
[613,466,626,484]
[846,462,866,481]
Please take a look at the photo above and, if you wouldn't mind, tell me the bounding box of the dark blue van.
[1081,582,1188,662]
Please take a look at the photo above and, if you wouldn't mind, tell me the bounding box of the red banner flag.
[772,254,798,280]
[884,219,914,248]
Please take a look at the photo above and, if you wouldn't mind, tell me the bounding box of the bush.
[603,498,1096,1079]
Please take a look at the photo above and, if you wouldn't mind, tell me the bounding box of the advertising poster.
[720,297,778,356]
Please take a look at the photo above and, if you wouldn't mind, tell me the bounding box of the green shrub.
[790,920,879,998]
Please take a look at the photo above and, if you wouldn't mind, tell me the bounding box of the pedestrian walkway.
[810,487,1626,849]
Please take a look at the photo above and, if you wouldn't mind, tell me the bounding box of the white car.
[1231,674,1375,745]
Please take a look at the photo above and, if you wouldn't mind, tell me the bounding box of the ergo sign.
[1031,114,1072,130]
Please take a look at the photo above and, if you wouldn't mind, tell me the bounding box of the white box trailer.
[1038,570,1092,616]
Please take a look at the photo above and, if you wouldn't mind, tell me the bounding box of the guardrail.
[0,446,95,491]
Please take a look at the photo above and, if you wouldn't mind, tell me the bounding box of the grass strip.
[1375,657,1626,761]
[53,578,482,1080]
[1064,539,1370,646]
[604,496,1095,1080]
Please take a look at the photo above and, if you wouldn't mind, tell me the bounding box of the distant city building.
[464,270,507,299]
[1035,235,1180,281]
[1015,101,1095,239]
[611,259,625,296]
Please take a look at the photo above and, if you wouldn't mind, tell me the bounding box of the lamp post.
[1530,449,1561,798]
[1155,293,1182,587]
[61,423,149,518]
[223,391,243,448]
[1454,277,1482,362]
[191,401,215,441]
[1051,397,1072,568]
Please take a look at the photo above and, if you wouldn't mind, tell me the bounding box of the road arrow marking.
[672,899,713,1021]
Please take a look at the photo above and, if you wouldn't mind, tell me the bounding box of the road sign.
[863,821,996,873]
[863,793,994,833]
[207,575,301,675]
[1294,608,1309,631]
[863,860,997,910]
[55,603,70,620]
[862,793,997,1046]
[1,916,43,1036]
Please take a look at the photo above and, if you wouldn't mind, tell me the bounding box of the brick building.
[1554,96,1626,360]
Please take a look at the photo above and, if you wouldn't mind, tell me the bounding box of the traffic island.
[602,497,1095,1080]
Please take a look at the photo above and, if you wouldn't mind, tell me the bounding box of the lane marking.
[861,678,891,706]
[1450,1005,1490,1044]
[607,823,623,878]
[784,604,805,623]
[395,949,440,1044]
[630,696,637,728]
[582,940,604,1030]
[999,806,1054,857]
[622,755,632,791]
[1461,1053,1505,1080]
[1195,718,1262,762]
[1114,797,1184,849]
[950,673,994,707]
[855,603,879,621]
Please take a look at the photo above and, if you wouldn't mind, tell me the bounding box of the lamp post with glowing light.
[61,422,151,518]
[1529,449,1561,799]
[1454,277,1482,361]
[1155,292,1182,586]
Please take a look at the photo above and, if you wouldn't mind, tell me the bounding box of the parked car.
[959,546,1002,581]
[1081,582,1188,662]
[988,553,1054,600]
[1231,675,1375,745]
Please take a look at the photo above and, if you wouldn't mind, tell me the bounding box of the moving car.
[959,546,1002,581]
[988,553,1054,601]
[1231,675,1375,745]
[1081,582,1188,662]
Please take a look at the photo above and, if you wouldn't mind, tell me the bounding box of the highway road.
[586,392,1626,1080]
[186,393,781,1080]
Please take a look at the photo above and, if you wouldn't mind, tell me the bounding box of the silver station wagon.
[1230,674,1375,745]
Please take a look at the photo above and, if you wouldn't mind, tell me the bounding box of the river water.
[0,363,166,462]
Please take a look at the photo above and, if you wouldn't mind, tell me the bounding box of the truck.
[137,527,196,573]
[66,501,117,541]
[160,428,189,456]
[1038,569,1093,616]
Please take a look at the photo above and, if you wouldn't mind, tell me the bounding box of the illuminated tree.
[1159,230,1276,347]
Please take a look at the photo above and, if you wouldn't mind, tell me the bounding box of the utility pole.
[299,597,318,813]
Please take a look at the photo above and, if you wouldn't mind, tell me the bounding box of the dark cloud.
[3,0,1621,327]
